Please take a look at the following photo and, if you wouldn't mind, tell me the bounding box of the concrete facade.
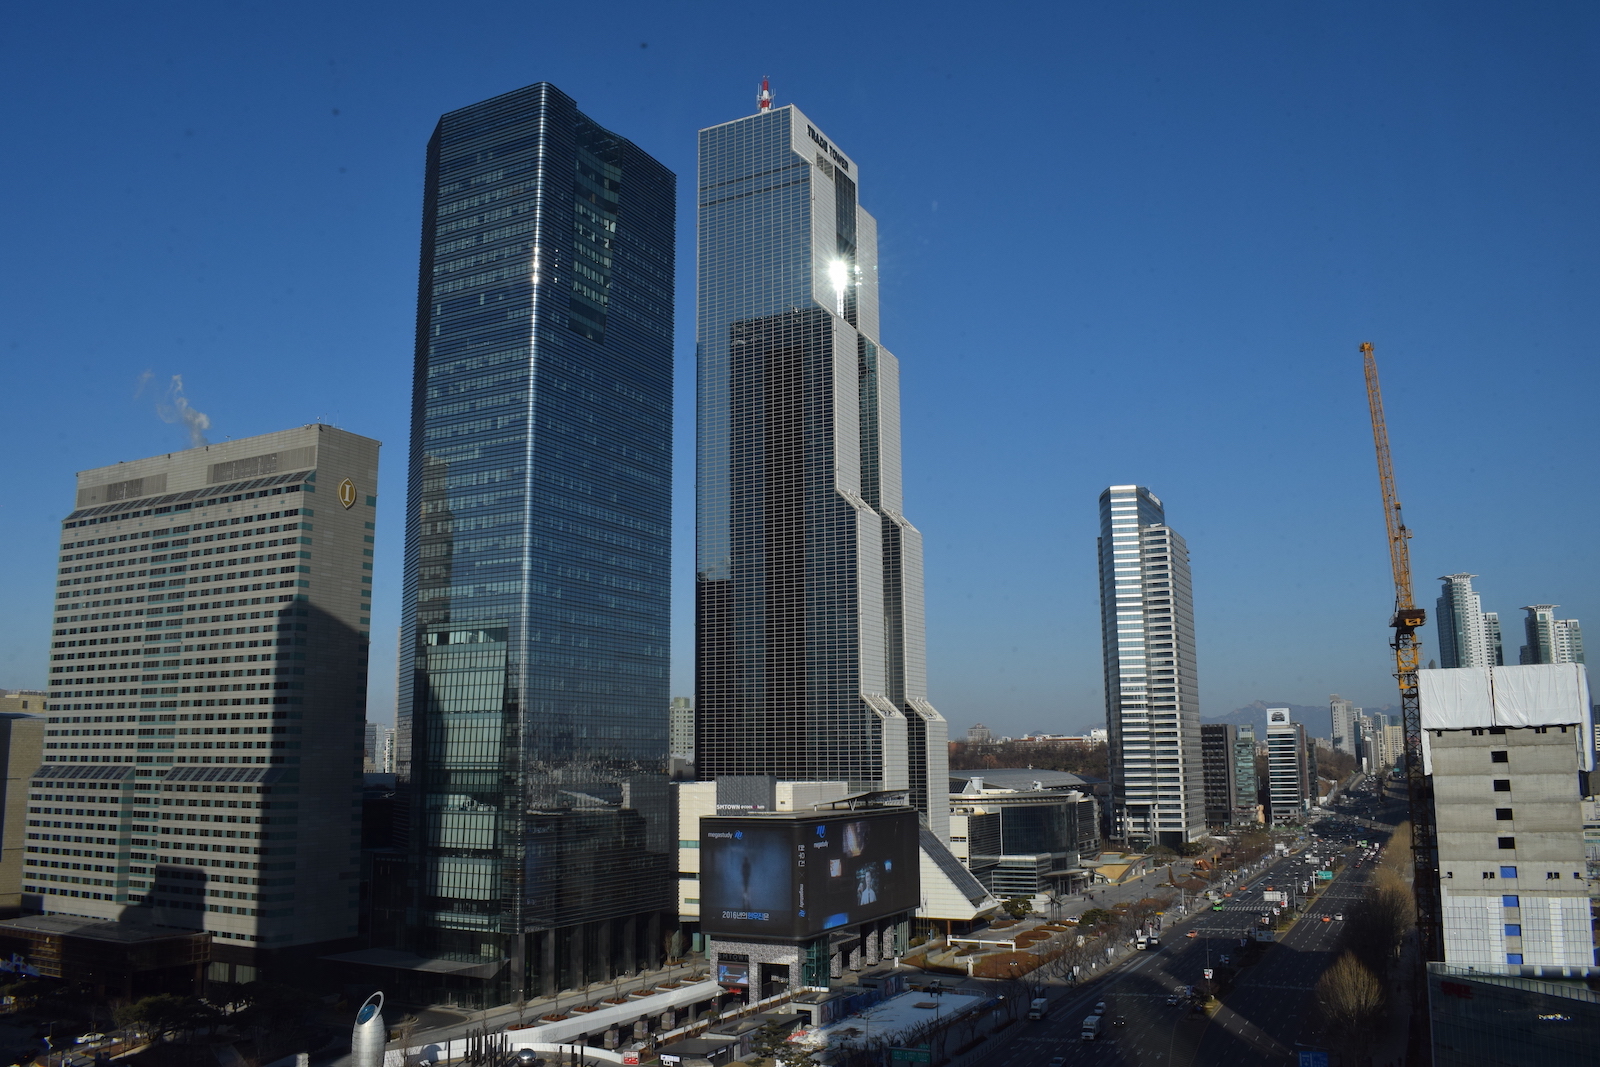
[1435,725,1595,969]
[38,424,378,971]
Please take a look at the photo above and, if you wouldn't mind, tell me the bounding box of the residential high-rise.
[396,83,675,1004]
[668,697,694,762]
[1419,664,1594,970]
[1519,605,1585,665]
[1232,725,1260,824]
[1483,611,1504,667]
[1437,574,1502,668]
[1266,708,1308,824]
[39,424,378,981]
[1329,695,1359,759]
[693,101,948,840]
[362,723,394,774]
[1199,724,1237,829]
[1097,485,1203,848]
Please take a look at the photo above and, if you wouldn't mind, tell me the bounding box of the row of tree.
[947,739,1109,780]
[1313,822,1416,1066]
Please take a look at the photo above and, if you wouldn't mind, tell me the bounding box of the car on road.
[1094,1001,1107,1015]
[1335,913,1344,921]
[1049,1057,1068,1067]
[1166,994,1181,1005]
[1321,916,1331,922]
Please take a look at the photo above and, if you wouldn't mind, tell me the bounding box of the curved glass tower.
[694,104,948,840]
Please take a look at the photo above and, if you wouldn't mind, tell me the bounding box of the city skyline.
[4,5,1600,740]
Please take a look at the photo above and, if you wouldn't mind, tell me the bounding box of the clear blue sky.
[3,2,1596,737]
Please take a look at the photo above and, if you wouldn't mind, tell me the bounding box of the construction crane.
[1361,341,1442,962]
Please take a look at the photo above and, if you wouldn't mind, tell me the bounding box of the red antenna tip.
[757,77,773,112]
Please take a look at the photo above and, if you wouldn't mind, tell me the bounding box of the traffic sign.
[891,1049,932,1063]
[1203,969,1213,979]
[1299,1052,1329,1067]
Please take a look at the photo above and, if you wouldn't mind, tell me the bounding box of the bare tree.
[1315,952,1385,1065]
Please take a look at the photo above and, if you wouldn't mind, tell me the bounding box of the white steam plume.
[157,375,212,447]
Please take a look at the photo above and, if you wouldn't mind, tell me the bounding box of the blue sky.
[3,2,1596,737]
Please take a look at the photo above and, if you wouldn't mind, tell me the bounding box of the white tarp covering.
[1418,668,1493,729]
[1419,664,1593,773]
[1490,663,1589,727]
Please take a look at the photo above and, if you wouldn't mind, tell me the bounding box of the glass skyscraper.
[1096,485,1203,848]
[694,103,948,840]
[397,83,675,1005]
[1437,573,1502,668]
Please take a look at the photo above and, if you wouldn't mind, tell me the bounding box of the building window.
[1546,871,1562,880]
[1499,866,1517,879]
[1504,924,1521,937]
[1490,750,1508,763]
[1495,808,1513,821]
[1501,895,1519,907]
[1481,871,1496,880]
[1492,779,1511,792]
[1506,954,1523,965]
[1497,837,1516,850]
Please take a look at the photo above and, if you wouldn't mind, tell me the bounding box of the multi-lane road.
[976,785,1403,1066]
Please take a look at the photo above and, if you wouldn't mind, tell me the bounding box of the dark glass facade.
[398,83,674,1004]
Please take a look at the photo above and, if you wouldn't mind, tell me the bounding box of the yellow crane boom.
[1361,341,1440,962]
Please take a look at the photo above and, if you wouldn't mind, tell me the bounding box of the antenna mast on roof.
[757,77,772,113]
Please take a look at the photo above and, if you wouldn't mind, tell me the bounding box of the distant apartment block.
[1330,695,1359,759]
[1437,574,1503,668]
[40,423,378,980]
[668,697,694,762]
[362,722,394,774]
[1519,605,1584,666]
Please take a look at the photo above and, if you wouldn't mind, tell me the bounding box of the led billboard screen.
[701,809,920,940]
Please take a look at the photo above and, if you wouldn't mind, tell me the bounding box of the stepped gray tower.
[694,100,949,840]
